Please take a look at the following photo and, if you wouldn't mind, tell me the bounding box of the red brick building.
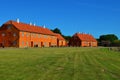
[69,33,97,47]
[54,33,66,47]
[0,20,58,48]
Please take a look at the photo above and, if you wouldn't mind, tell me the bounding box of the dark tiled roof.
[4,20,55,36]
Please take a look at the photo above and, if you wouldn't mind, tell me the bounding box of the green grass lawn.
[0,47,120,80]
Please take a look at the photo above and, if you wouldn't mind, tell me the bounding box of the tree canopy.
[99,34,118,43]
[98,34,119,46]
[112,40,120,46]
[51,28,62,35]
[62,35,72,41]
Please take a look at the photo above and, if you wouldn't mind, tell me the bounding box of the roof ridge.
[75,32,97,42]
[4,20,55,36]
[10,20,44,28]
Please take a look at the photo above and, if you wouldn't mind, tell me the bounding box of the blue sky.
[0,0,120,39]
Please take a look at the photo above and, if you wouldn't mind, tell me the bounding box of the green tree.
[51,28,62,34]
[112,40,120,46]
[62,35,72,41]
[99,34,118,43]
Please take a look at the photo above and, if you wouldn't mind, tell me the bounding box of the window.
[44,42,47,47]
[52,36,55,39]
[7,25,11,29]
[26,33,29,37]
[34,42,36,45]
[31,33,33,37]
[31,33,34,37]
[44,35,46,38]
[92,42,96,45]
[26,42,29,46]
[2,33,5,37]
[46,35,48,38]
[34,34,36,37]
[38,34,41,38]
[38,42,40,47]
[41,35,43,38]
[2,41,5,45]
[13,41,17,45]
[22,32,24,37]
[13,33,16,37]
[22,41,24,46]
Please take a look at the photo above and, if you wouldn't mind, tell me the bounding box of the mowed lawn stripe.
[39,55,70,80]
[94,49,120,80]
[0,48,67,80]
[88,51,113,80]
[73,50,90,80]
[0,47,120,80]
[83,51,103,80]
[78,50,104,80]
[23,55,65,80]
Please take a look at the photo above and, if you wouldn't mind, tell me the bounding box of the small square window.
[2,33,5,36]
[13,41,17,45]
[44,35,47,38]
[44,42,47,47]
[38,34,40,38]
[34,34,36,37]
[26,42,29,46]
[7,25,11,29]
[22,32,24,37]
[26,33,29,37]
[13,33,16,37]
[22,41,24,45]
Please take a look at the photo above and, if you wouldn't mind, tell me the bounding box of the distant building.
[54,33,66,47]
[0,20,57,48]
[69,33,97,47]
[100,40,111,47]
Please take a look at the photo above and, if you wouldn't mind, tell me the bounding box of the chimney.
[30,22,32,26]
[43,25,45,28]
[33,23,36,26]
[16,18,19,23]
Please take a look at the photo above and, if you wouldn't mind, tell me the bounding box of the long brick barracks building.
[0,20,66,48]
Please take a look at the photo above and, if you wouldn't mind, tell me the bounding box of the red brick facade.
[0,20,58,48]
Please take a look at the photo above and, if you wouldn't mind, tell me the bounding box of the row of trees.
[51,28,120,47]
[97,34,120,47]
